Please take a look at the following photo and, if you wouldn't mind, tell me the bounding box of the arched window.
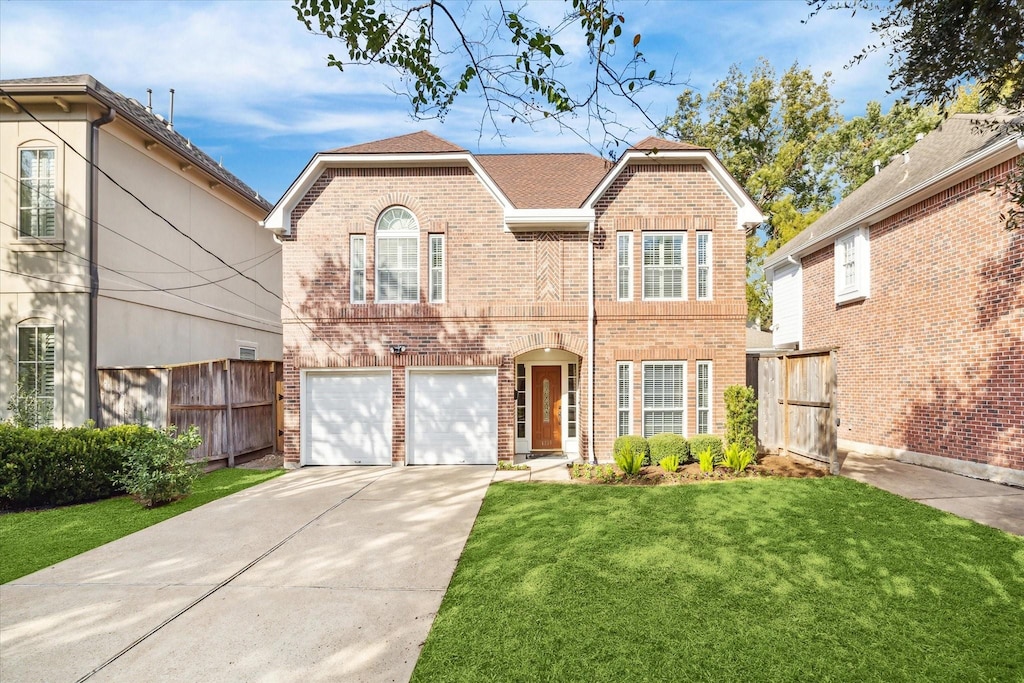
[375,206,419,303]
[19,145,57,238]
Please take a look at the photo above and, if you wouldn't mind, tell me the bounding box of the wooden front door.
[531,366,562,450]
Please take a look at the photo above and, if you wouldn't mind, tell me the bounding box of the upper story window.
[617,232,633,301]
[19,147,56,238]
[642,232,685,300]
[351,235,366,303]
[375,206,419,303]
[834,226,870,304]
[429,234,445,303]
[696,232,712,300]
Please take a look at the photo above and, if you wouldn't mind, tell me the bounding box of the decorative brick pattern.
[280,157,747,466]
[801,155,1023,472]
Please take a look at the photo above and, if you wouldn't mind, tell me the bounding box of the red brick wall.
[280,160,747,465]
[801,155,1023,471]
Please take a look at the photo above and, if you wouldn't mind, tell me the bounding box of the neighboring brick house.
[767,114,1023,485]
[264,131,762,466]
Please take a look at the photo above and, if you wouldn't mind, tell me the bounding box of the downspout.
[88,106,117,424]
[588,222,596,464]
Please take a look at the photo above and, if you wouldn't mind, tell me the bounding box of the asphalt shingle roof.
[476,153,611,209]
[767,113,1019,266]
[327,130,467,154]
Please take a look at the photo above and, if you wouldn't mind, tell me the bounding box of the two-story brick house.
[264,131,762,466]
[767,114,1023,485]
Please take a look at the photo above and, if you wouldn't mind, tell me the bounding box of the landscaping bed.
[571,453,827,484]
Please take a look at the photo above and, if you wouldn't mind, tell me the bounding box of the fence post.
[782,355,790,457]
[224,359,235,467]
[828,349,840,475]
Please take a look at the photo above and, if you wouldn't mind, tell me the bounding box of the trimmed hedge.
[612,435,650,466]
[649,433,689,464]
[0,424,158,509]
[688,434,724,463]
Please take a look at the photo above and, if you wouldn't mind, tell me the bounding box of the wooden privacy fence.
[753,349,839,474]
[98,359,282,468]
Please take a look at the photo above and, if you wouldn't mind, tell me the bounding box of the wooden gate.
[756,349,838,474]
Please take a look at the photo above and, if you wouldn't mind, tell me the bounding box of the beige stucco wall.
[1,96,281,426]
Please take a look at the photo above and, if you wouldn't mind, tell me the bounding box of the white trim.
[237,342,258,360]
[375,206,420,304]
[517,361,578,454]
[428,234,445,303]
[696,231,712,301]
[616,361,633,437]
[641,231,687,301]
[504,208,595,232]
[696,360,712,434]
[834,226,870,304]
[616,232,633,301]
[641,360,688,438]
[350,234,366,303]
[582,149,764,228]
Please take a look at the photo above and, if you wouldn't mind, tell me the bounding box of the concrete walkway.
[842,452,1024,536]
[492,455,572,483]
[0,465,494,682]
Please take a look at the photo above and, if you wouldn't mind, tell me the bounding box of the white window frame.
[428,234,445,303]
[617,362,633,437]
[696,361,712,434]
[18,146,57,239]
[238,343,258,360]
[16,324,56,427]
[641,361,687,438]
[375,206,419,303]
[834,226,870,304]
[617,232,633,301]
[642,232,687,301]
[696,231,712,301]
[350,235,366,304]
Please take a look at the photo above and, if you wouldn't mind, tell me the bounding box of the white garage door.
[305,370,392,465]
[407,370,498,465]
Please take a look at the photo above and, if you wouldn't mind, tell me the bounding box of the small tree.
[6,377,44,428]
[724,385,757,454]
[114,425,204,508]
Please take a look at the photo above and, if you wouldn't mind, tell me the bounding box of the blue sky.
[0,0,895,203]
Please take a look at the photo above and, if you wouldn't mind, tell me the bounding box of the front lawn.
[0,468,284,584]
[413,478,1024,682]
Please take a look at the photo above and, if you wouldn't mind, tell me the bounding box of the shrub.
[659,454,680,473]
[114,425,204,508]
[697,447,716,474]
[649,433,689,464]
[688,434,723,464]
[613,435,650,467]
[612,438,646,477]
[724,385,758,454]
[570,463,618,483]
[720,442,756,473]
[0,423,157,509]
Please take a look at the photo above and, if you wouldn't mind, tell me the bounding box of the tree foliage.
[663,59,843,327]
[293,0,677,151]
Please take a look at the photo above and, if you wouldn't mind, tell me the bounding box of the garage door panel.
[408,371,497,465]
[306,371,392,465]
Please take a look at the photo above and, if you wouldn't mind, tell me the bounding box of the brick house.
[263,131,762,466]
[767,114,1023,485]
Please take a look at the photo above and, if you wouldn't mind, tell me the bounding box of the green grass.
[413,478,1024,682]
[0,468,284,584]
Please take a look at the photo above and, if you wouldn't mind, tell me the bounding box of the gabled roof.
[766,113,1021,268]
[476,153,610,209]
[0,74,271,212]
[631,136,705,152]
[327,130,467,154]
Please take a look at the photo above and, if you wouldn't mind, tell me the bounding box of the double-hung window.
[642,232,685,300]
[642,361,686,437]
[696,361,712,434]
[617,362,633,436]
[376,206,419,303]
[696,231,712,300]
[429,234,444,303]
[17,325,55,427]
[834,227,870,303]
[19,148,56,238]
[617,232,633,300]
[350,235,366,303]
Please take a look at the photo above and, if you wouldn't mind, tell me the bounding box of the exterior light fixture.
[544,347,551,352]
[390,345,407,355]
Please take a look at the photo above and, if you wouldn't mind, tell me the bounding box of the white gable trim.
[504,208,595,232]
[582,149,764,229]
[263,152,514,234]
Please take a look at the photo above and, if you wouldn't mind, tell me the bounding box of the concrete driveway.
[0,465,494,682]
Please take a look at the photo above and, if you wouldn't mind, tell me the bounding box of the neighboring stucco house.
[1,75,282,427]
[264,131,762,466]
[766,114,1023,485]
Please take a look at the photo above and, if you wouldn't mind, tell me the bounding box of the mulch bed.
[571,454,828,485]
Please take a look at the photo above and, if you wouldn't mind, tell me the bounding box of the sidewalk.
[492,455,572,483]
[841,452,1024,536]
